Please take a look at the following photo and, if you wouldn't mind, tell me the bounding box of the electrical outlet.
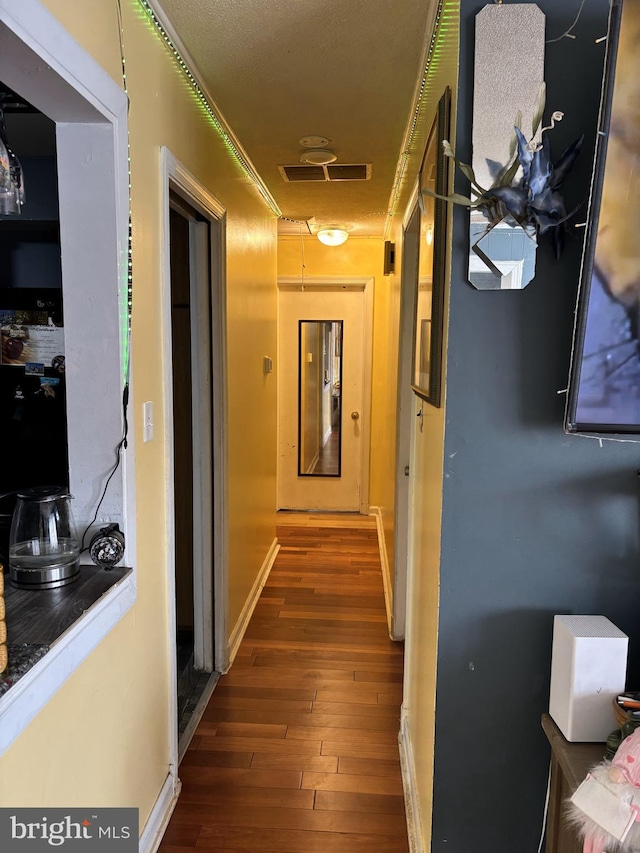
[143,401,154,443]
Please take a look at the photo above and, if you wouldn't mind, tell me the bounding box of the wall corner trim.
[370,506,394,637]
[226,538,280,670]
[399,708,425,853]
[139,771,181,853]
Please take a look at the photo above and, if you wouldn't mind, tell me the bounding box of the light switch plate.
[143,401,154,443]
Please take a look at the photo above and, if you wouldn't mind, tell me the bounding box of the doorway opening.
[169,194,210,744]
[162,150,229,767]
[166,179,229,763]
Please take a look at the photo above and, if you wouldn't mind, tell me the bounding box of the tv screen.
[565,0,640,433]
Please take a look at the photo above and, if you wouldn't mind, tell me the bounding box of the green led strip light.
[384,0,455,232]
[116,0,132,383]
[138,0,282,217]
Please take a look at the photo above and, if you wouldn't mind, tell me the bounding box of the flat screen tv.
[565,0,640,434]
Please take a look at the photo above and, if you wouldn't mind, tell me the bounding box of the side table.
[541,713,605,853]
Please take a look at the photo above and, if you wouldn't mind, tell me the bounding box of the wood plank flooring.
[159,516,408,852]
[312,429,340,475]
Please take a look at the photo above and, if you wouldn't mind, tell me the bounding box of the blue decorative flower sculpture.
[424,86,583,261]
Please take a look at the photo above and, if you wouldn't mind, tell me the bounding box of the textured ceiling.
[156,0,437,236]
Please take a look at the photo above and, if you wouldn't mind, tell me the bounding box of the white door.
[277,278,373,512]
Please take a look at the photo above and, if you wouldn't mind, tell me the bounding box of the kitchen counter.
[1,564,131,695]
[0,643,49,696]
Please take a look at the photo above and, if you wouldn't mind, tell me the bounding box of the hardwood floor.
[159,516,408,852]
[312,428,340,475]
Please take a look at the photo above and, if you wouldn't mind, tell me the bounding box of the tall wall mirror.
[468,3,544,290]
[298,320,343,476]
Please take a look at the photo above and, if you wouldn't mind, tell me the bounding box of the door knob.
[351,411,359,420]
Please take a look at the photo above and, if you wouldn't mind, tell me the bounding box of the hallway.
[159,514,408,852]
[312,428,341,475]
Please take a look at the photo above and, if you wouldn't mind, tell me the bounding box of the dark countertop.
[1,564,131,695]
[0,643,49,696]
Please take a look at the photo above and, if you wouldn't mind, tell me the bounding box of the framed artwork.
[412,87,451,406]
[565,0,640,433]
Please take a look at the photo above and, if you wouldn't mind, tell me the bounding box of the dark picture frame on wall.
[412,87,451,406]
[565,0,640,434]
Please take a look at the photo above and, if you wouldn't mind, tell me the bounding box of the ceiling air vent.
[326,164,369,181]
[279,165,326,182]
[279,163,371,183]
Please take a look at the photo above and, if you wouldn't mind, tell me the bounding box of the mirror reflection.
[468,3,543,291]
[468,212,538,290]
[298,320,343,477]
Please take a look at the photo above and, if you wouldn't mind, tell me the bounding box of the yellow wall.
[0,0,278,827]
[391,2,460,845]
[278,236,399,549]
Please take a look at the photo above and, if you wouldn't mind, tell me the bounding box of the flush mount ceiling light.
[300,148,337,165]
[317,226,349,246]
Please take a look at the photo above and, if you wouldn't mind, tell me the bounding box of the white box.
[549,615,628,742]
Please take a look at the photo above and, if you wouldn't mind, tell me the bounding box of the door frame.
[277,276,374,514]
[161,148,229,767]
[393,185,421,640]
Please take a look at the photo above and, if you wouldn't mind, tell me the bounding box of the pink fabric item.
[583,835,607,853]
[569,727,640,852]
[611,731,640,787]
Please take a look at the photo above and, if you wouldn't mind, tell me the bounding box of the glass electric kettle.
[9,486,80,589]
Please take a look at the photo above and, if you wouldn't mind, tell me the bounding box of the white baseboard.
[226,537,280,668]
[399,709,424,853]
[370,506,393,636]
[139,771,181,853]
